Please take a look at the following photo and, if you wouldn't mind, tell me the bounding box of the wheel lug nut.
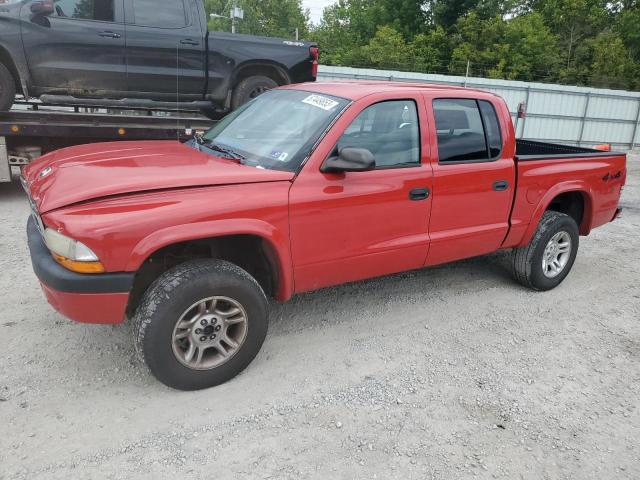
[200,336,207,342]
[195,329,202,334]
[214,325,221,332]
[210,335,216,340]
[200,319,207,326]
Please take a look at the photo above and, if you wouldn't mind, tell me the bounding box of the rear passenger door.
[425,97,516,266]
[124,0,206,99]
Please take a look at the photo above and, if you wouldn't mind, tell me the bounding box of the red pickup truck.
[23,82,626,390]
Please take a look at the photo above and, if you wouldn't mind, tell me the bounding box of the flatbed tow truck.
[1,98,214,183]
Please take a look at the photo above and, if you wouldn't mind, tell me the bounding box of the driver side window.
[337,100,420,169]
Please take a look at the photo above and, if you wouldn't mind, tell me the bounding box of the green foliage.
[590,32,638,89]
[204,0,309,39]
[204,0,640,90]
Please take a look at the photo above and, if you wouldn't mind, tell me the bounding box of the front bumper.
[27,217,134,324]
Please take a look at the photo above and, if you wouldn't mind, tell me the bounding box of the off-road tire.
[230,75,278,110]
[133,259,269,390]
[0,63,16,111]
[512,211,579,291]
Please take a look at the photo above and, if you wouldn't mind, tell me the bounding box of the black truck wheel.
[133,259,269,391]
[0,63,16,111]
[512,211,579,291]
[231,75,278,110]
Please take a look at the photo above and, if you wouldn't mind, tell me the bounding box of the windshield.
[200,89,350,172]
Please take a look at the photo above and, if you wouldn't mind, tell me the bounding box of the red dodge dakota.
[22,82,627,390]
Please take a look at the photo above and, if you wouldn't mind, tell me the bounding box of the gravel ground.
[1,155,638,480]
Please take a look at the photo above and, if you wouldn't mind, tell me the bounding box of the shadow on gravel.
[269,251,516,336]
[0,175,24,201]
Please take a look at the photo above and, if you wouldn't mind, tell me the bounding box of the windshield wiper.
[200,139,246,161]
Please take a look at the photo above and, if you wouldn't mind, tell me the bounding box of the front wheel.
[512,211,579,291]
[133,259,269,390]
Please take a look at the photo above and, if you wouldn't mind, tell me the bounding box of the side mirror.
[321,147,375,173]
[31,0,54,15]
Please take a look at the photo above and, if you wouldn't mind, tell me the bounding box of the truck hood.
[23,141,294,213]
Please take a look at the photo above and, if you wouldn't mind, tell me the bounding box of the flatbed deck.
[1,104,215,183]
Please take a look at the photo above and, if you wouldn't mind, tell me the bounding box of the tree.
[204,0,309,39]
[500,12,561,80]
[590,31,638,89]
[617,6,640,62]
[409,26,452,73]
[531,0,610,74]
[360,26,412,69]
[449,13,507,76]
[428,0,516,28]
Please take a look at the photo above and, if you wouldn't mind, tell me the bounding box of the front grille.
[20,174,45,235]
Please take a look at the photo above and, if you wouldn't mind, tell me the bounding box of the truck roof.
[285,80,498,101]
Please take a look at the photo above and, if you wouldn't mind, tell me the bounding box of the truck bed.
[515,139,621,160]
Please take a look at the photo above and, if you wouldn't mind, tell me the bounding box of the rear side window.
[433,98,502,163]
[132,0,187,28]
[52,0,114,22]
[479,100,502,158]
[337,100,420,168]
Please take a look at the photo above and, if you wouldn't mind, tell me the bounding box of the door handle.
[180,39,199,46]
[492,180,509,191]
[409,187,430,201]
[99,31,121,39]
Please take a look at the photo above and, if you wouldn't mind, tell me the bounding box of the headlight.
[43,229,105,274]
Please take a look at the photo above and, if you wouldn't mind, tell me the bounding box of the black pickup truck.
[0,0,318,115]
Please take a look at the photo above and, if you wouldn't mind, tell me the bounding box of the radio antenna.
[176,42,180,140]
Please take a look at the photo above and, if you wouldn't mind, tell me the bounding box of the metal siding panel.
[317,66,640,149]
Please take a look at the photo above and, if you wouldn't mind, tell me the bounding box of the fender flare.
[519,181,595,247]
[231,60,292,86]
[0,44,30,97]
[125,218,294,301]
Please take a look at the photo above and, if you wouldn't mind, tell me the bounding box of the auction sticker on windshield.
[302,94,340,111]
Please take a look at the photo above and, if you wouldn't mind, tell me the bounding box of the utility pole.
[231,0,237,34]
[464,60,470,88]
[295,28,299,41]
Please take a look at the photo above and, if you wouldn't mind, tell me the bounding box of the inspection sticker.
[302,94,339,111]
[269,150,289,162]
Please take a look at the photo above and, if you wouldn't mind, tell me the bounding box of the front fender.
[126,218,294,301]
[519,181,594,247]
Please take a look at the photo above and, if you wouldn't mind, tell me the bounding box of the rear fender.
[126,219,294,301]
[518,181,594,247]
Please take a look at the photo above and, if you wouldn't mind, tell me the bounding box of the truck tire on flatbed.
[133,259,269,391]
[512,211,579,291]
[0,63,16,111]
[231,75,278,110]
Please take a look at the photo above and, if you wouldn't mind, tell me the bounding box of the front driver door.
[21,0,126,95]
[289,94,434,293]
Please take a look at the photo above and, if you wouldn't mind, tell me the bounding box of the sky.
[302,0,333,24]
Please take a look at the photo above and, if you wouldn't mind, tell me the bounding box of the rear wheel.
[231,75,278,110]
[133,259,269,390]
[512,211,579,291]
[0,63,16,111]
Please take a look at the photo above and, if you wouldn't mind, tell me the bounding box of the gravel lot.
[1,155,638,480]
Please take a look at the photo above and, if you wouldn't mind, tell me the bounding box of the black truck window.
[132,0,188,28]
[433,98,501,163]
[52,0,115,22]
